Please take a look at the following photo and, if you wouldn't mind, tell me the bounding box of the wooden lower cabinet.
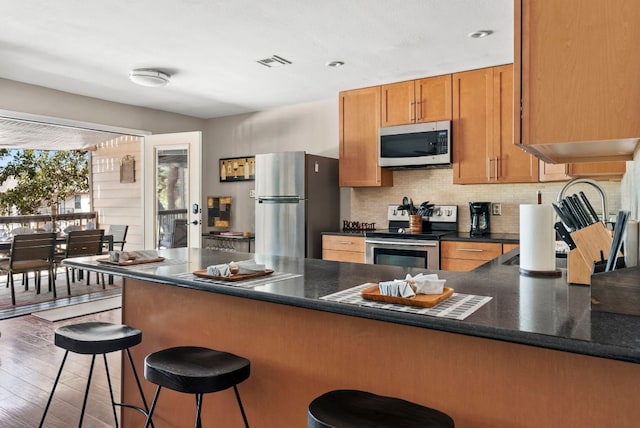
[322,235,365,263]
[441,241,503,272]
[502,243,520,253]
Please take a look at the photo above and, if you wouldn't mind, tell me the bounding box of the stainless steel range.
[365,204,458,270]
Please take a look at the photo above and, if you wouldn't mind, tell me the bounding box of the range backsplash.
[350,168,623,234]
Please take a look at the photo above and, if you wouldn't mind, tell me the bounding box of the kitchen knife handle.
[579,191,600,223]
[559,200,579,230]
[563,197,587,229]
[571,194,594,226]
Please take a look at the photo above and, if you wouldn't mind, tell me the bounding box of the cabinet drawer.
[503,243,519,253]
[441,241,502,261]
[322,249,365,264]
[441,258,488,272]
[322,235,365,251]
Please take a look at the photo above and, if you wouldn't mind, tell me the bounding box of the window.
[74,195,81,209]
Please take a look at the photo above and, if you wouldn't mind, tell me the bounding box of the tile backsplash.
[350,168,622,234]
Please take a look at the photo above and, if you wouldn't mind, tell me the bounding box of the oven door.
[365,238,439,270]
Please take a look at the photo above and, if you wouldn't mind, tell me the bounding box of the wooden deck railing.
[0,212,97,233]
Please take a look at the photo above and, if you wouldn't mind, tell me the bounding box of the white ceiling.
[0,0,513,120]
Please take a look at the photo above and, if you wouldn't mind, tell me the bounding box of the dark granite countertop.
[321,231,368,237]
[63,248,640,364]
[323,231,520,243]
[441,232,519,243]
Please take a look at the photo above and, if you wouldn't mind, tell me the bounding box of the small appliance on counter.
[469,202,491,236]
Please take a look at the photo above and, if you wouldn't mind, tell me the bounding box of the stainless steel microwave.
[379,120,451,168]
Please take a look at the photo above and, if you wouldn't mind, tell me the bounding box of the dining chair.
[105,224,128,251]
[11,227,35,235]
[0,233,56,305]
[56,229,105,295]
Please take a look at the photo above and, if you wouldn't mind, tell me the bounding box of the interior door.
[143,132,202,249]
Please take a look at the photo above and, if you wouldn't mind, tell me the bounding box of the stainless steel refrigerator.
[255,151,339,258]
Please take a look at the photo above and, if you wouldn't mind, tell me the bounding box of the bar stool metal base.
[143,346,250,428]
[38,322,152,428]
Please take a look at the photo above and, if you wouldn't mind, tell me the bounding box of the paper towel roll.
[519,204,556,273]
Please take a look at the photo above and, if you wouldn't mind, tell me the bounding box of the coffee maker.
[469,202,491,236]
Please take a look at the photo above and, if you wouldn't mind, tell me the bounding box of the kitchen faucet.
[557,178,609,226]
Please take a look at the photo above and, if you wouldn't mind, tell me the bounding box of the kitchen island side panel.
[122,278,640,428]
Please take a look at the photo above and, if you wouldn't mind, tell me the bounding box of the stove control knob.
[444,209,452,216]
[434,208,442,217]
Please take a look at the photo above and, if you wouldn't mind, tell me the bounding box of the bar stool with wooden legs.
[143,346,251,428]
[308,389,455,428]
[39,322,152,428]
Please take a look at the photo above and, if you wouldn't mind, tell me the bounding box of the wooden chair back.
[65,229,105,258]
[9,233,56,266]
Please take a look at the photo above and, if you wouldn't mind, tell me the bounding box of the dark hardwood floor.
[0,309,123,427]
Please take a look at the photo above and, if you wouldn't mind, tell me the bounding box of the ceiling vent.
[257,55,292,68]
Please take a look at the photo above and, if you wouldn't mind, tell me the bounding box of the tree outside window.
[0,149,89,215]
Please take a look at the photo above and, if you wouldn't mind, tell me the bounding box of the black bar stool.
[39,322,152,428]
[143,346,250,428]
[308,389,455,428]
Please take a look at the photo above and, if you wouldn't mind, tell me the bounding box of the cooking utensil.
[606,210,630,272]
[564,196,588,229]
[558,200,579,230]
[579,191,600,224]
[571,194,596,226]
[552,203,575,231]
[554,221,576,250]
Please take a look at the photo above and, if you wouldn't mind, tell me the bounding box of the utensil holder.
[409,215,422,233]
[568,222,616,285]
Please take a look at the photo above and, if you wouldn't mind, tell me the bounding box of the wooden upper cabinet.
[453,64,538,184]
[381,75,452,127]
[539,161,627,182]
[339,87,393,187]
[452,67,493,184]
[516,0,640,162]
[493,64,538,183]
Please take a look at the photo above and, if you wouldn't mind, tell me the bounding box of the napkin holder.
[567,222,617,285]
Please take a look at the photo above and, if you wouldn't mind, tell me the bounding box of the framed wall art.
[207,196,232,227]
[219,156,255,182]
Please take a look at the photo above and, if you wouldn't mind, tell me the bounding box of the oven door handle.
[365,239,438,247]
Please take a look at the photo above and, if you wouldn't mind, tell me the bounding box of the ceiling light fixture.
[467,30,493,39]
[129,69,171,87]
[326,61,345,68]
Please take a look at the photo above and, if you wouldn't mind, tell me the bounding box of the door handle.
[191,220,199,225]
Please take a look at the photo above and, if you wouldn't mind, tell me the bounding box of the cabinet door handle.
[416,100,422,121]
[409,101,415,122]
[456,248,484,252]
[337,241,354,245]
[495,156,499,180]
[487,157,492,180]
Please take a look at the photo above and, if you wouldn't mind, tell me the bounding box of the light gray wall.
[203,99,343,233]
[0,78,206,133]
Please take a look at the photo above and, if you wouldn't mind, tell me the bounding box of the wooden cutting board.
[96,257,165,266]
[360,283,454,308]
[192,269,274,282]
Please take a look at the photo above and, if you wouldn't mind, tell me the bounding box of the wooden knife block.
[567,222,613,285]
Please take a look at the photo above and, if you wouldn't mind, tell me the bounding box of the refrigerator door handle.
[257,196,303,204]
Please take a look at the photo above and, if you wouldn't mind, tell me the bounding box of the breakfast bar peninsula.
[64,248,640,427]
